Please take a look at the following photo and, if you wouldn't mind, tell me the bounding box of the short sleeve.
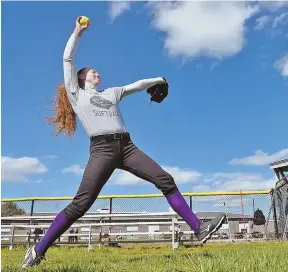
[110,87,125,102]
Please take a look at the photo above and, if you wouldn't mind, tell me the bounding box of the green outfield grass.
[2,241,288,272]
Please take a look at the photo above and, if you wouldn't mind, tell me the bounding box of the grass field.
[2,241,288,272]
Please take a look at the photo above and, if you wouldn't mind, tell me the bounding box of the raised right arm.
[63,17,89,94]
[63,31,81,94]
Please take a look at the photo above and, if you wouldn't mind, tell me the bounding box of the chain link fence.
[2,190,282,247]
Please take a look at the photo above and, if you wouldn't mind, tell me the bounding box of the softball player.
[22,17,225,268]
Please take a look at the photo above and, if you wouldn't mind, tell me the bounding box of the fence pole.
[27,200,35,248]
[171,217,179,250]
[224,202,232,240]
[88,225,92,251]
[9,225,15,250]
[240,190,246,238]
[264,191,274,239]
[109,198,113,219]
[108,198,113,243]
[189,196,193,241]
[272,192,279,239]
[99,219,102,249]
[171,218,175,250]
[30,200,35,217]
[175,218,179,250]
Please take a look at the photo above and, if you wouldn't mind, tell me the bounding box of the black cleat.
[195,213,226,244]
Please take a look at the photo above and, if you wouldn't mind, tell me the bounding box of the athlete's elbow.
[63,49,73,61]
[63,56,72,62]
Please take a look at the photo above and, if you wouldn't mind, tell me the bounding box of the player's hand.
[76,16,90,30]
[74,16,90,37]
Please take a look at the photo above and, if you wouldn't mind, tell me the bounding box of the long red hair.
[46,84,77,137]
[45,67,91,137]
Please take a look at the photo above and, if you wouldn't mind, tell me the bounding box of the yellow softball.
[79,16,90,27]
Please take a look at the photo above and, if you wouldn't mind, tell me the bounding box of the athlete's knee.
[157,173,178,197]
[63,203,86,221]
[63,195,94,220]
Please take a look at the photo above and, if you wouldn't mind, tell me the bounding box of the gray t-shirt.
[63,33,165,137]
[69,86,128,137]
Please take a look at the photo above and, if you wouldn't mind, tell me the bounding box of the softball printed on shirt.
[90,92,120,118]
[90,95,114,110]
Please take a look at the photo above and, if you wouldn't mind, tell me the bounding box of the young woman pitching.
[21,17,225,268]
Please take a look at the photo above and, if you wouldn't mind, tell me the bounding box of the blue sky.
[1,1,288,204]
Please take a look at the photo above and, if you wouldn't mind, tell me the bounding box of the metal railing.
[1,212,272,251]
[1,212,182,250]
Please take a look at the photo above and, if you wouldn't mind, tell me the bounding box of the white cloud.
[254,15,271,30]
[275,53,288,77]
[273,12,288,28]
[111,165,275,192]
[163,166,202,184]
[258,1,288,12]
[192,185,212,192]
[61,159,277,193]
[112,169,143,185]
[61,163,201,186]
[1,156,47,183]
[62,164,84,175]
[229,149,288,166]
[148,1,258,60]
[108,1,131,22]
[207,172,275,191]
[112,166,201,186]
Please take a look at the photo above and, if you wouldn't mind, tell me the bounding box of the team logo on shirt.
[90,95,114,110]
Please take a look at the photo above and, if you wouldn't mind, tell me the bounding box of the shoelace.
[32,255,46,265]
[194,216,208,234]
[201,216,208,223]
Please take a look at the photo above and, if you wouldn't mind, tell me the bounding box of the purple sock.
[35,211,73,255]
[166,190,200,232]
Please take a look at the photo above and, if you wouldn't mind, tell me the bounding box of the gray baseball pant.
[63,133,178,220]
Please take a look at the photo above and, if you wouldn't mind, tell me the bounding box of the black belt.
[91,132,130,141]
